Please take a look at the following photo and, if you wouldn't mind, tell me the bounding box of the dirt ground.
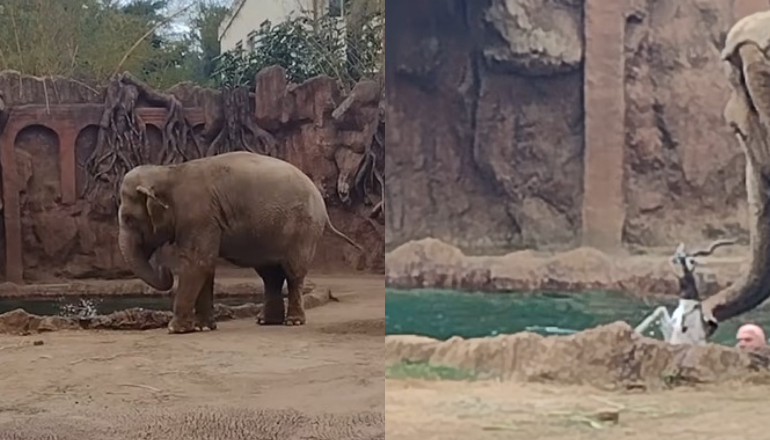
[0,274,384,440]
[386,378,770,440]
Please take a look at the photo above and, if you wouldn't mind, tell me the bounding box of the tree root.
[206,87,277,157]
[336,80,384,220]
[353,121,384,219]
[84,72,201,208]
[355,90,385,220]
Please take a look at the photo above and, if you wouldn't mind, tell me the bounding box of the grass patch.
[386,360,477,381]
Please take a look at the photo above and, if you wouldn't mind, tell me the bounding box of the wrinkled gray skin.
[118,151,362,334]
[702,11,770,326]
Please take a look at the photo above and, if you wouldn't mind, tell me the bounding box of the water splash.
[57,298,101,320]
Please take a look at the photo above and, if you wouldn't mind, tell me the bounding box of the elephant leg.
[283,243,318,326]
[284,272,307,326]
[169,268,208,334]
[194,272,217,331]
[255,265,286,325]
[169,231,219,335]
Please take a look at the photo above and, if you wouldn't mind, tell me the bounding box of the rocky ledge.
[386,238,747,297]
[387,321,770,390]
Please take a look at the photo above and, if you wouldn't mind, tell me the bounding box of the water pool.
[0,296,255,317]
[385,288,770,346]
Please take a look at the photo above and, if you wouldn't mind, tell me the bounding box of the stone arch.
[75,125,99,197]
[14,124,61,209]
[192,123,206,156]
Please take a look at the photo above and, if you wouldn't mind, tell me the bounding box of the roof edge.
[218,0,248,41]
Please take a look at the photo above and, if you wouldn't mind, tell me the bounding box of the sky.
[114,0,233,37]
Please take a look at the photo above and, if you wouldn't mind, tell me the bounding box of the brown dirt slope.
[0,275,384,440]
[386,379,770,440]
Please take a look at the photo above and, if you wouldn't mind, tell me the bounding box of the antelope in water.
[634,238,737,345]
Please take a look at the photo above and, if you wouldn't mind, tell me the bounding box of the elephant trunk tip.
[118,226,174,292]
[154,266,175,292]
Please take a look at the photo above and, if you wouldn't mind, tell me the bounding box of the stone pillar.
[59,127,77,205]
[0,117,23,284]
[581,0,626,251]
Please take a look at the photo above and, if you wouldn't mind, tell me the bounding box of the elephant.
[701,10,770,326]
[117,151,363,334]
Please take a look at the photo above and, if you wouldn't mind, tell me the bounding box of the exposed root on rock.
[83,76,280,212]
[355,108,384,221]
[334,79,385,220]
[206,87,277,157]
[84,72,201,208]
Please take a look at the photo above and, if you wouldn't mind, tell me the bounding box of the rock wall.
[0,69,383,283]
[387,0,585,254]
[386,321,770,389]
[622,0,747,247]
[385,238,745,296]
[387,0,767,255]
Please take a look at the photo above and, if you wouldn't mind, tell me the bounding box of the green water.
[385,288,770,346]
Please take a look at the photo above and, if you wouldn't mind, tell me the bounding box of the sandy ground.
[0,274,384,439]
[386,378,770,440]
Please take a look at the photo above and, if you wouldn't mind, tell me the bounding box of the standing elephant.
[117,151,362,334]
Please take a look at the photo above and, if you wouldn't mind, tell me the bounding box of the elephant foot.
[257,313,284,326]
[168,317,197,334]
[257,300,285,326]
[194,320,218,331]
[195,314,218,331]
[284,312,306,326]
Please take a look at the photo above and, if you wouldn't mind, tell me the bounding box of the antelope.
[634,239,737,345]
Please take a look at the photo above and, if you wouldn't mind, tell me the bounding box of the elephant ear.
[136,185,169,233]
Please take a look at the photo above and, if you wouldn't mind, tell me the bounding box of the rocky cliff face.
[387,0,753,254]
[387,0,585,254]
[622,0,747,246]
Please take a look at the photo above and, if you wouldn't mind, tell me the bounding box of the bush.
[212,10,383,89]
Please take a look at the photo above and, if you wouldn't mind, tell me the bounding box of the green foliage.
[0,0,149,81]
[187,1,229,84]
[0,0,384,89]
[212,7,383,89]
[0,0,230,88]
[386,361,478,381]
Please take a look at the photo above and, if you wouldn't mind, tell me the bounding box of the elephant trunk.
[118,226,174,291]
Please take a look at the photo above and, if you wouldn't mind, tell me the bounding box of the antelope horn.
[691,238,739,257]
[667,257,681,276]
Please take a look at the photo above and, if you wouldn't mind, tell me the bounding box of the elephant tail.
[326,218,364,252]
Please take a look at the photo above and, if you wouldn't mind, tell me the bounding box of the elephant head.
[701,11,770,324]
[117,165,176,291]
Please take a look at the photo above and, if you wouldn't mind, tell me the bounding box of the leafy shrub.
[212,9,383,89]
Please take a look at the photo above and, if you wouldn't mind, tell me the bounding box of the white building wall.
[219,0,331,53]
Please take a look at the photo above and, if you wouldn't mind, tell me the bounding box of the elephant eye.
[120,212,137,226]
